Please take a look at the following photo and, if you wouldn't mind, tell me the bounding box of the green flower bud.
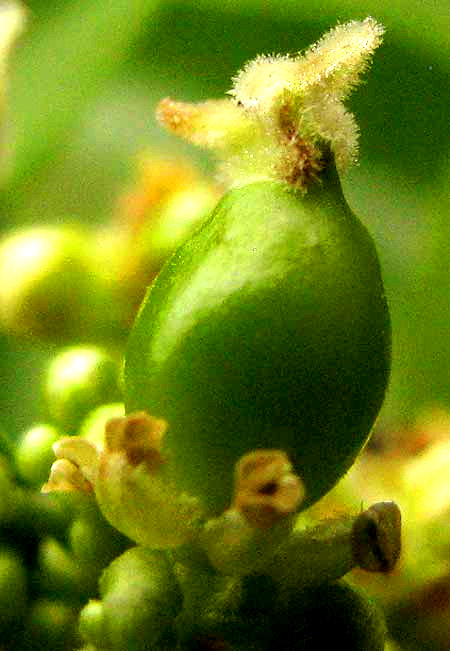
[140,183,220,274]
[0,547,28,630]
[270,578,387,650]
[0,226,95,341]
[80,546,183,651]
[24,599,81,651]
[44,346,121,433]
[125,164,390,514]
[16,490,86,543]
[34,536,97,603]
[69,497,131,569]
[0,489,89,573]
[14,423,61,487]
[0,453,17,523]
[78,599,105,649]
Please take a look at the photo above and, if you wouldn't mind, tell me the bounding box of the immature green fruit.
[125,165,390,513]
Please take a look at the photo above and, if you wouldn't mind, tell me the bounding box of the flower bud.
[270,578,387,650]
[0,547,28,631]
[44,345,121,433]
[0,226,95,341]
[14,423,61,487]
[34,536,97,603]
[24,599,80,651]
[68,498,131,569]
[80,546,182,650]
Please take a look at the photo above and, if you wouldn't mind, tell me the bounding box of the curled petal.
[53,437,100,486]
[230,54,301,114]
[42,458,93,494]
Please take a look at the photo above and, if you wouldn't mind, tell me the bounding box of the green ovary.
[125,170,390,515]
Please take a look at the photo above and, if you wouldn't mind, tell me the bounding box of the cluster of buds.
[0,153,220,345]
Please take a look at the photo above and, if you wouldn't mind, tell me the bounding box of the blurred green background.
[0,0,449,437]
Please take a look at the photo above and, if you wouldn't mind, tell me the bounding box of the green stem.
[265,516,355,600]
[198,499,400,595]
[198,508,294,577]
[265,501,401,600]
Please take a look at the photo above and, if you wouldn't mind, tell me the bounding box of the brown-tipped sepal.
[233,450,304,530]
[95,412,203,549]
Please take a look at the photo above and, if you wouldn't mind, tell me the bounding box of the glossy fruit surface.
[125,167,390,514]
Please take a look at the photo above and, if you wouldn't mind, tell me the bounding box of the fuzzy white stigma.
[157,18,384,190]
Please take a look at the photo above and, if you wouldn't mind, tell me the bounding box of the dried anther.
[104,411,167,472]
[233,450,305,529]
[352,501,401,573]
